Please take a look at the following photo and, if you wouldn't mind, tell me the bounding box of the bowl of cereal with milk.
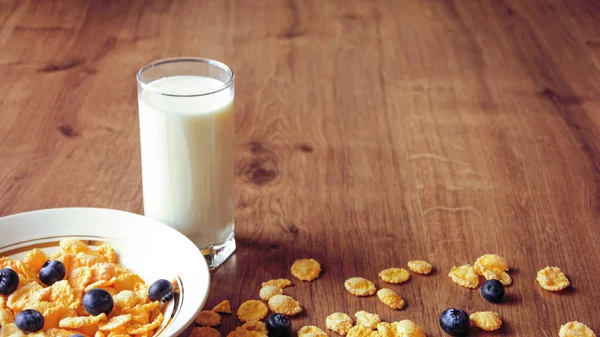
[0,207,210,337]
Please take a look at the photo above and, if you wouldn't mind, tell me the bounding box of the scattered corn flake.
[259,285,283,301]
[0,295,5,308]
[191,327,222,337]
[448,265,479,289]
[113,290,140,308]
[7,281,52,311]
[46,328,79,337]
[291,259,321,281]
[326,313,354,336]
[237,300,268,322]
[85,277,118,293]
[407,261,432,275]
[90,263,117,282]
[50,280,81,309]
[195,310,221,326]
[470,312,502,331]
[298,326,328,337]
[68,267,94,291]
[482,269,512,286]
[114,273,144,292]
[537,266,570,291]
[354,311,381,330]
[127,312,164,334]
[0,323,25,337]
[96,244,118,264]
[344,277,376,297]
[394,320,425,337]
[23,248,47,272]
[0,307,15,325]
[60,239,92,254]
[72,252,106,269]
[27,301,72,330]
[98,314,132,331]
[59,313,107,328]
[261,279,292,289]
[376,323,395,337]
[379,268,410,284]
[559,321,597,337]
[376,288,405,310]
[474,254,509,276]
[240,320,268,334]
[268,294,302,316]
[171,279,180,294]
[347,325,379,337]
[212,300,232,314]
[228,329,266,337]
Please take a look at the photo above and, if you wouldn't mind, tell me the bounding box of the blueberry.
[266,313,292,337]
[481,279,505,303]
[39,260,66,286]
[148,279,174,302]
[83,288,114,315]
[440,308,470,336]
[15,309,44,333]
[0,268,19,295]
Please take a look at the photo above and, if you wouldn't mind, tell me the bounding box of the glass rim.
[136,57,235,97]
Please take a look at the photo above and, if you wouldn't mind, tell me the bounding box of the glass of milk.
[136,57,235,269]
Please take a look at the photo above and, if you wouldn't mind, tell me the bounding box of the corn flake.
[537,266,570,291]
[228,329,266,337]
[191,327,222,337]
[376,323,395,337]
[448,265,479,289]
[127,312,164,334]
[394,320,425,337]
[96,244,118,264]
[482,269,512,286]
[377,288,405,310]
[237,300,268,322]
[470,311,502,331]
[60,239,93,254]
[7,282,52,311]
[407,261,432,275]
[344,277,376,296]
[298,326,328,337]
[85,277,117,293]
[474,254,509,276]
[259,285,283,301]
[347,325,379,337]
[68,267,94,291]
[59,313,107,328]
[559,321,596,337]
[27,301,72,330]
[267,295,302,316]
[50,280,81,309]
[240,320,268,334]
[261,279,292,288]
[98,314,132,331]
[195,310,221,326]
[46,328,78,337]
[0,307,15,325]
[0,323,25,337]
[354,311,380,330]
[326,313,353,336]
[23,248,48,272]
[379,268,410,284]
[114,273,144,292]
[212,300,232,314]
[113,290,140,308]
[291,259,321,281]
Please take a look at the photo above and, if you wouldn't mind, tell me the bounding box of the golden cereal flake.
[95,331,106,337]
[376,288,405,310]
[474,254,509,276]
[267,295,302,316]
[46,329,78,337]
[50,280,81,309]
[237,300,268,322]
[60,239,93,254]
[482,269,512,286]
[448,265,479,289]
[7,282,52,311]
[84,277,118,293]
[407,261,432,275]
[71,252,106,269]
[376,323,396,337]
[298,326,328,337]
[0,307,14,326]
[68,267,94,291]
[379,268,410,284]
[228,329,266,337]
[394,320,425,337]
[259,285,283,301]
[27,301,72,330]
[470,312,502,331]
[559,321,597,337]
[291,259,321,281]
[98,314,132,331]
[537,266,570,291]
[23,248,47,272]
[113,290,141,308]
[59,313,107,328]
[191,327,222,337]
[347,325,379,337]
[354,311,381,330]
[212,300,232,314]
[195,310,221,326]
[344,277,376,296]
[0,323,25,337]
[326,313,354,336]
[114,273,144,292]
[96,244,118,264]
[240,320,268,334]
[127,312,164,334]
[261,279,293,289]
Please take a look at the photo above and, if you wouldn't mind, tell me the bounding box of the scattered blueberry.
[83,288,114,316]
[440,308,470,336]
[15,309,44,333]
[0,268,19,295]
[39,260,66,286]
[148,279,174,302]
[266,313,292,337]
[481,279,505,303]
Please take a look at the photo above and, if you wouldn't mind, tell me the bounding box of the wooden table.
[1,0,599,336]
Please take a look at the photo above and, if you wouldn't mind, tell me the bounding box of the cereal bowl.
[0,207,210,337]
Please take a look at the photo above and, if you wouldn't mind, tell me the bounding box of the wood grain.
[1,0,600,336]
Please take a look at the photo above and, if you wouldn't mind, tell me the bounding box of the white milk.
[138,75,234,249]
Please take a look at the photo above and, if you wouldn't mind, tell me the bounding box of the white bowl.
[0,207,209,337]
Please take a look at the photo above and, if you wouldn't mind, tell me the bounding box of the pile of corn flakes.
[0,239,167,337]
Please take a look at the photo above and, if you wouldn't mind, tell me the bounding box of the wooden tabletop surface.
[1,0,600,336]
